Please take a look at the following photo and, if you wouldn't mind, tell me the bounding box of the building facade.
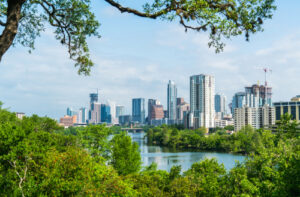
[101,104,111,124]
[150,105,164,120]
[245,84,272,107]
[116,105,125,118]
[231,92,246,114]
[167,80,177,121]
[132,98,145,124]
[190,74,215,129]
[148,99,159,124]
[176,101,190,124]
[274,97,300,122]
[60,115,77,128]
[78,107,87,124]
[119,115,132,126]
[89,103,101,124]
[234,105,275,131]
[215,93,226,117]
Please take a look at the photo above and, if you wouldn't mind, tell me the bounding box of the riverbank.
[129,132,246,172]
[146,125,276,155]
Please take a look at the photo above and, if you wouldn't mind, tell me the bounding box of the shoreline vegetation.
[0,103,299,196]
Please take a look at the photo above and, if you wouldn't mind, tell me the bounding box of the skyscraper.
[148,99,159,124]
[107,100,117,124]
[88,92,99,123]
[101,104,111,123]
[245,84,272,107]
[190,74,215,129]
[231,92,246,114]
[167,80,177,121]
[89,103,101,123]
[215,93,226,118]
[231,84,273,116]
[78,107,87,124]
[116,105,125,118]
[132,98,145,124]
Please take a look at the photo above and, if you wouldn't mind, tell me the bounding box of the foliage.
[0,0,276,74]
[0,105,299,196]
[110,132,142,175]
[147,124,285,155]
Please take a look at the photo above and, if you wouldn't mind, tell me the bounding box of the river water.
[129,132,246,172]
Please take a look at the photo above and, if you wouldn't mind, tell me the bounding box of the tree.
[0,0,276,74]
[110,132,141,175]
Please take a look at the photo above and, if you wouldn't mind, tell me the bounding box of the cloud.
[1,16,299,120]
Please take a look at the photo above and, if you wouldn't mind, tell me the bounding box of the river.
[129,132,246,172]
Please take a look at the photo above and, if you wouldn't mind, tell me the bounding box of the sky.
[0,0,300,120]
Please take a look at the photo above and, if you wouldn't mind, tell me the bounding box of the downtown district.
[59,74,300,132]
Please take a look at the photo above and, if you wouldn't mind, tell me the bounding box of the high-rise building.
[119,115,132,126]
[89,93,98,103]
[231,92,246,114]
[89,103,101,124]
[67,107,77,116]
[231,84,273,116]
[78,107,87,124]
[167,80,177,121]
[132,98,145,124]
[190,74,215,129]
[116,105,125,118]
[177,97,185,106]
[176,98,190,124]
[101,104,111,123]
[150,105,164,120]
[245,84,272,107]
[88,92,99,123]
[234,105,275,131]
[148,99,159,124]
[215,93,226,118]
[107,100,117,124]
[274,96,300,123]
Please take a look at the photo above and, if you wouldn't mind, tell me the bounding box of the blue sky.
[1,0,300,119]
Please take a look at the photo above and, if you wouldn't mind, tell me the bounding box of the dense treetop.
[0,104,299,196]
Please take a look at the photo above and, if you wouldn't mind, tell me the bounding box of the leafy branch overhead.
[0,0,276,75]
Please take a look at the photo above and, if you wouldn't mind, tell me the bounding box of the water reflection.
[129,132,245,172]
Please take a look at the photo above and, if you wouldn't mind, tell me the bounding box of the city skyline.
[0,0,300,119]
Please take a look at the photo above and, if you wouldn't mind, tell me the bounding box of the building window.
[291,106,296,120]
[283,106,289,115]
[275,106,281,121]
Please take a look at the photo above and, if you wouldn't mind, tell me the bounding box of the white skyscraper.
[190,74,215,129]
[107,100,117,124]
[78,107,87,124]
[167,80,177,122]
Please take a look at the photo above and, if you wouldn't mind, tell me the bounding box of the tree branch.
[9,159,29,197]
[0,20,5,26]
[0,0,26,61]
[103,0,172,19]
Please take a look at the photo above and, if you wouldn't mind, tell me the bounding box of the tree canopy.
[0,103,299,196]
[0,0,276,75]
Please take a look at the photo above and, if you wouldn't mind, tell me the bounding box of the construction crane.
[255,67,272,106]
[255,67,272,86]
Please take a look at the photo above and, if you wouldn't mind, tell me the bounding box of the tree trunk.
[0,0,25,61]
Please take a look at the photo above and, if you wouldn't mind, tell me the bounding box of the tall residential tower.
[167,80,177,121]
[132,98,145,124]
[190,74,215,129]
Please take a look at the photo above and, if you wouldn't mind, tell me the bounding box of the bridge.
[121,128,144,133]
